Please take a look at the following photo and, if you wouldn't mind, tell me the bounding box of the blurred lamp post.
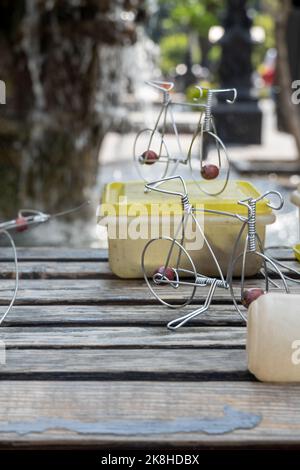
[213,0,262,144]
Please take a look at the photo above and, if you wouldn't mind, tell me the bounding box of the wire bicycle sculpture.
[141,175,296,329]
[0,202,88,326]
[133,80,237,196]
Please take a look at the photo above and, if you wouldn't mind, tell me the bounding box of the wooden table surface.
[0,246,300,449]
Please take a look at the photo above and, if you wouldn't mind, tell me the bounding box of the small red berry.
[201,164,220,180]
[141,150,159,165]
[156,266,175,282]
[15,216,28,232]
[242,288,265,308]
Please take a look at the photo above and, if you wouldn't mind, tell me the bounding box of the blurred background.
[1,0,300,247]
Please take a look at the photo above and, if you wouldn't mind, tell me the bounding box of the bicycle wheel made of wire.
[188,126,230,196]
[0,230,19,326]
[141,237,197,308]
[133,128,170,182]
[228,242,289,323]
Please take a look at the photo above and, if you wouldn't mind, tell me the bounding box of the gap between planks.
[0,259,299,280]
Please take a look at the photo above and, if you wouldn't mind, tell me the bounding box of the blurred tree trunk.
[275,0,300,158]
[0,0,146,217]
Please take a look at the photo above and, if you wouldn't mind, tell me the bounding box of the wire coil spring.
[204,91,213,132]
[181,194,193,213]
[247,199,257,252]
[196,276,228,288]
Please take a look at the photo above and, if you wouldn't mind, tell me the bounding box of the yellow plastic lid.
[99,180,273,217]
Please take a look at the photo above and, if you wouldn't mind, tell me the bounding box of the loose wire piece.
[51,200,90,218]
[0,201,90,326]
[0,230,19,326]
[262,245,300,284]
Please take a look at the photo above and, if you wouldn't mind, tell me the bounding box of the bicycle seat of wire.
[145,175,188,199]
[145,80,175,93]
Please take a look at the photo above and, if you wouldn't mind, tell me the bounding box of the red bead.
[15,216,28,232]
[242,288,265,308]
[156,266,175,281]
[141,150,159,165]
[201,164,220,180]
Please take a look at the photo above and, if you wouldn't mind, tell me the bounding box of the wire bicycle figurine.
[134,80,237,196]
[141,175,296,329]
[141,175,246,329]
[0,201,89,327]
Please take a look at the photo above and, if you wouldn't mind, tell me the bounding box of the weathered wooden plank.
[1,380,300,448]
[0,259,299,280]
[0,349,248,379]
[0,247,107,262]
[0,326,246,348]
[2,305,244,326]
[0,262,112,279]
[0,279,297,305]
[0,279,157,305]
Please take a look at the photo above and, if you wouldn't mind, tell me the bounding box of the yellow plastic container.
[98,180,275,278]
[294,244,300,262]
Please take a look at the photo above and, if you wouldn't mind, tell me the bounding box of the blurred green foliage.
[158,0,220,74]
[160,33,188,74]
[208,44,221,63]
[157,0,276,83]
[160,0,220,35]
